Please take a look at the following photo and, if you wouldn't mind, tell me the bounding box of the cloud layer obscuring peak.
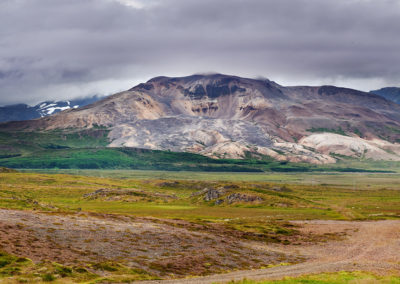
[0,0,399,105]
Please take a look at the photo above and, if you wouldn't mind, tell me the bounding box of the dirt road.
[137,220,400,283]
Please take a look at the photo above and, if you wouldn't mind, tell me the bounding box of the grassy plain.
[0,170,398,283]
[1,171,399,220]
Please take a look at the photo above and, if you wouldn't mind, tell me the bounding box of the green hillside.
[0,129,398,172]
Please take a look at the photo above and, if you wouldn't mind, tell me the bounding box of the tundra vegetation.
[0,169,398,283]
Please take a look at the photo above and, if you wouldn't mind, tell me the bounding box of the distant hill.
[370,87,400,105]
[0,95,104,122]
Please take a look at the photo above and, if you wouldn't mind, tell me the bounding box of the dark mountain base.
[0,130,395,173]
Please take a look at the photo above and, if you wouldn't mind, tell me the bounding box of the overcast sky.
[1,0,400,105]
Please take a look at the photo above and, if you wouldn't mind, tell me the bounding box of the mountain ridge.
[0,95,104,123]
[1,74,400,164]
[370,87,400,105]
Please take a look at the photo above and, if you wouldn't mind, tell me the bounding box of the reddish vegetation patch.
[0,222,82,264]
[1,209,399,282]
[0,209,300,277]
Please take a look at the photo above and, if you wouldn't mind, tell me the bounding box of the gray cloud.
[0,0,399,105]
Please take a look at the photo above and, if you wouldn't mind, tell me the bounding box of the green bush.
[42,273,56,282]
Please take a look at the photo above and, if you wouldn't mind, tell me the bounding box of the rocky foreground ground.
[0,209,398,282]
[140,220,400,283]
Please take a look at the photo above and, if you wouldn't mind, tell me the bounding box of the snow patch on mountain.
[0,95,104,122]
[37,101,79,116]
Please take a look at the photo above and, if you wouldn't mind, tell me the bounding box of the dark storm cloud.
[0,0,399,105]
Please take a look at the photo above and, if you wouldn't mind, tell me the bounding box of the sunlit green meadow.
[1,171,399,221]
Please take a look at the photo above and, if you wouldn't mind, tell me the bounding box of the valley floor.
[0,171,399,283]
[0,208,399,283]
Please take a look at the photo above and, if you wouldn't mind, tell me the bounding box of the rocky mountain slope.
[0,95,103,122]
[370,87,400,105]
[2,74,400,164]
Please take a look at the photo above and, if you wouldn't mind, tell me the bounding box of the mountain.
[0,95,104,122]
[370,87,400,105]
[1,74,400,164]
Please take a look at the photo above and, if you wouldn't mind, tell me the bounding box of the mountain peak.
[128,73,285,101]
[2,74,400,164]
[131,74,282,98]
